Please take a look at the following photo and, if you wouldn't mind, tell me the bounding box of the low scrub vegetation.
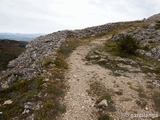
[54,56,68,69]
[116,35,140,56]
[35,79,66,119]
[89,81,112,103]
[102,35,160,74]
[34,38,83,119]
[105,35,143,57]
[98,113,114,120]
[0,77,44,119]
[54,38,81,69]
[43,58,54,67]
[152,91,160,112]
[58,39,80,58]
[88,81,116,120]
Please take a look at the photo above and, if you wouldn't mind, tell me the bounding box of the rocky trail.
[60,36,159,120]
[61,38,106,120]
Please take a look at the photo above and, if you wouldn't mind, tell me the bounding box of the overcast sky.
[0,0,160,34]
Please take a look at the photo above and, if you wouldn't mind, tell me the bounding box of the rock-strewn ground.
[60,38,108,120]
[61,35,160,120]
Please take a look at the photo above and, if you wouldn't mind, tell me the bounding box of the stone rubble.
[22,101,42,114]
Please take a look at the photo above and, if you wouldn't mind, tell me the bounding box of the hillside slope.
[0,39,26,71]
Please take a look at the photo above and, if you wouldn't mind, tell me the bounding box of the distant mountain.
[0,39,26,71]
[0,33,45,41]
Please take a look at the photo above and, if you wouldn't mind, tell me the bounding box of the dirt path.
[61,37,158,120]
[61,38,108,120]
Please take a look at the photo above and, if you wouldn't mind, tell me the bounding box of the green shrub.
[43,58,53,66]
[45,102,54,109]
[54,56,68,69]
[116,35,140,55]
[58,39,80,57]
[36,58,53,67]
[53,101,66,113]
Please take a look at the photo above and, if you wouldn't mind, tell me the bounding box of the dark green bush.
[116,35,140,55]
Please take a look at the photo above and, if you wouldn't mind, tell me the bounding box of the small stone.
[24,105,30,109]
[12,116,19,120]
[42,83,48,87]
[0,81,9,91]
[74,75,77,78]
[89,55,101,60]
[93,50,101,55]
[3,100,13,105]
[7,74,17,85]
[97,99,108,109]
[44,78,49,82]
[115,89,123,95]
[82,106,85,109]
[22,109,30,114]
[145,106,149,111]
[26,114,34,120]
[26,109,30,114]
[56,78,61,81]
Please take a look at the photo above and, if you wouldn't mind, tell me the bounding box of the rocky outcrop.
[146,46,160,58]
[111,21,160,58]
[111,23,160,42]
[147,13,160,21]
